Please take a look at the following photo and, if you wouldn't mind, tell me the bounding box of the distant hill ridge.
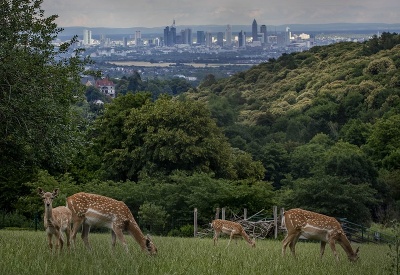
[60,23,400,38]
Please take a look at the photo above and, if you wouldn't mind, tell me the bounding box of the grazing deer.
[38,188,72,251]
[211,219,255,248]
[66,192,157,255]
[281,208,359,262]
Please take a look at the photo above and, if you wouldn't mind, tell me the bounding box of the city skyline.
[42,0,400,29]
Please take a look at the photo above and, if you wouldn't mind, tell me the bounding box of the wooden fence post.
[273,206,278,239]
[215,207,220,220]
[222,207,226,220]
[194,208,198,237]
[244,208,247,220]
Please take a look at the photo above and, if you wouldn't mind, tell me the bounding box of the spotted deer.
[38,188,72,251]
[66,192,157,255]
[211,219,255,248]
[282,208,359,262]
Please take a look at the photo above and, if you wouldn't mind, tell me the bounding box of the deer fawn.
[38,188,72,251]
[282,208,359,262]
[66,192,157,255]
[211,219,255,248]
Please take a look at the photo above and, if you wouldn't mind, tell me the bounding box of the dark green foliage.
[0,0,88,212]
[115,72,193,97]
[90,94,264,181]
[363,32,400,55]
[281,176,377,225]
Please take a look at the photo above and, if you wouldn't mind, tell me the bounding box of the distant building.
[225,24,232,46]
[135,31,142,46]
[239,30,246,47]
[181,28,192,45]
[285,27,292,45]
[252,19,258,42]
[205,32,213,47]
[260,25,267,44]
[217,32,224,47]
[164,20,177,46]
[95,78,115,98]
[83,29,92,45]
[197,31,205,45]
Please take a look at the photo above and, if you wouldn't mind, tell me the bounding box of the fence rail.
[339,218,395,244]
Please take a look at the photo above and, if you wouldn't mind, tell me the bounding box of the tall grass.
[0,230,389,275]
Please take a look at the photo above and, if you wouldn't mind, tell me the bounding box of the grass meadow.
[0,230,391,275]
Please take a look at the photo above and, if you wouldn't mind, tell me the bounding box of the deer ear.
[38,188,44,196]
[53,188,60,197]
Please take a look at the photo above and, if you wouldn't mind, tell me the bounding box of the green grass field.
[0,230,391,275]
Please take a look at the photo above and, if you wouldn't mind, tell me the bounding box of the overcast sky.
[42,0,400,28]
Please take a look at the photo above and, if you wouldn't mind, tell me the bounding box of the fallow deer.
[211,219,256,248]
[282,208,359,262]
[38,188,72,251]
[66,192,157,255]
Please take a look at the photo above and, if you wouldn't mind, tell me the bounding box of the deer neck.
[337,234,356,257]
[44,204,55,227]
[241,230,254,245]
[127,220,148,250]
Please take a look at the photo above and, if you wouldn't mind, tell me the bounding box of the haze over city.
[42,0,400,28]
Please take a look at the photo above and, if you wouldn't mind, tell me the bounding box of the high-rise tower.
[225,24,232,46]
[197,31,205,45]
[239,30,246,47]
[252,19,258,42]
[260,25,267,44]
[83,29,92,45]
[163,20,177,46]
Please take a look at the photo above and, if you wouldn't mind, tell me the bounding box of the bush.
[168,224,194,237]
[0,211,34,229]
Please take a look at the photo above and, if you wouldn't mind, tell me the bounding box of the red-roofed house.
[95,78,116,98]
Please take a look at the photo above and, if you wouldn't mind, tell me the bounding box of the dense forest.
[1,0,400,235]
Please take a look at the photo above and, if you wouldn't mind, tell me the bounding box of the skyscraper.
[238,30,246,47]
[83,29,92,45]
[260,25,267,44]
[225,24,232,46]
[217,32,224,47]
[182,28,192,45]
[252,19,258,42]
[163,20,177,46]
[285,26,291,45]
[197,31,205,45]
[205,32,213,47]
[135,31,141,46]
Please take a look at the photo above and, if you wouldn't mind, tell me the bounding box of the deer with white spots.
[282,208,359,262]
[211,219,255,248]
[38,188,72,251]
[66,192,157,255]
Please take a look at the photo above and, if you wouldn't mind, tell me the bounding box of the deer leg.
[81,223,92,249]
[329,239,339,262]
[113,227,128,253]
[289,233,301,258]
[320,241,327,258]
[213,231,220,246]
[111,230,117,249]
[56,230,63,251]
[226,231,235,248]
[282,232,297,257]
[47,233,53,251]
[70,216,84,246]
[65,225,71,249]
[282,234,290,256]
